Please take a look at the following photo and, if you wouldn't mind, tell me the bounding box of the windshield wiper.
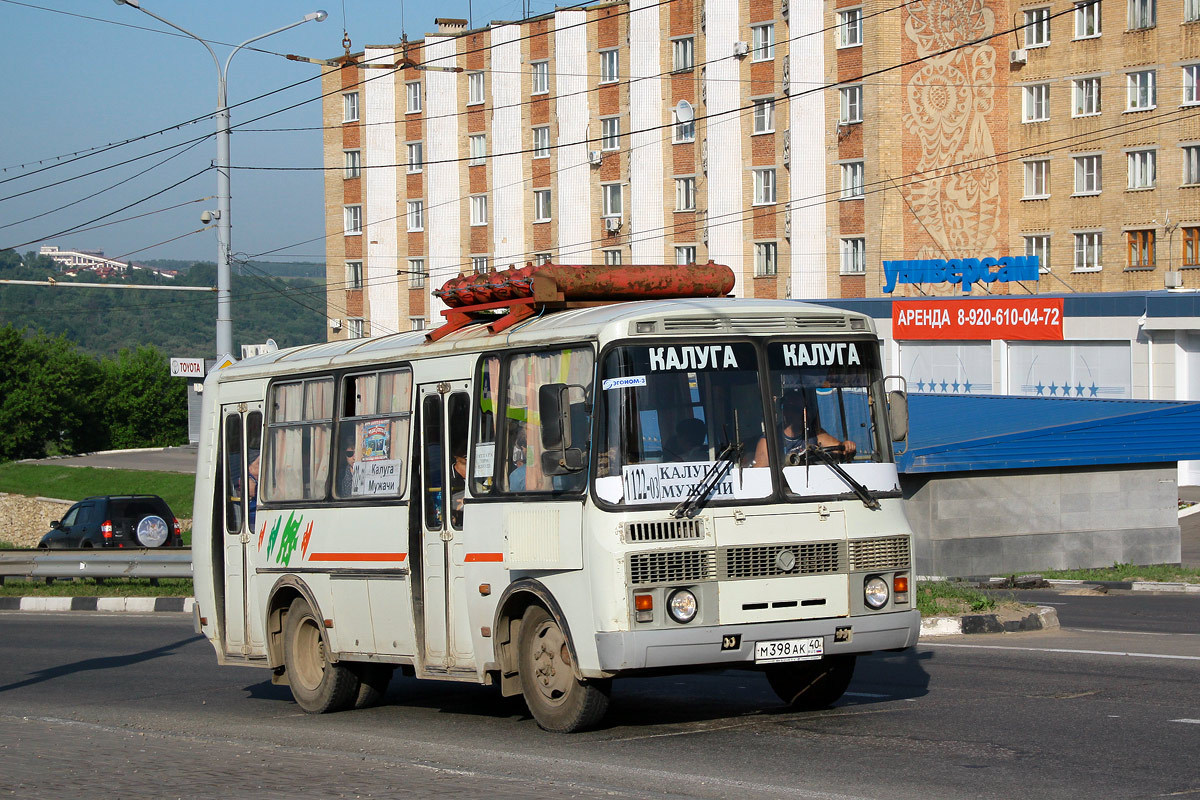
[793,445,880,510]
[671,439,742,519]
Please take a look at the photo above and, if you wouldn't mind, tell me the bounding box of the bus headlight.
[667,589,698,623]
[864,576,890,609]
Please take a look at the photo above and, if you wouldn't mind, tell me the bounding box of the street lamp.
[113,0,327,358]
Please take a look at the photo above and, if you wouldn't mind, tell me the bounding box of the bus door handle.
[440,529,454,542]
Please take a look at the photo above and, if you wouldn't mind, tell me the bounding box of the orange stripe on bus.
[465,552,504,562]
[307,552,408,562]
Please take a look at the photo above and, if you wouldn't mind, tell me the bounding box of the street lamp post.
[113,0,326,358]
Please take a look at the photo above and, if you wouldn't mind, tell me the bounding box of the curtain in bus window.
[474,356,500,495]
[505,348,594,493]
[273,382,303,422]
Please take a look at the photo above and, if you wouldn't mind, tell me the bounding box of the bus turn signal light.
[635,594,653,611]
[894,576,909,594]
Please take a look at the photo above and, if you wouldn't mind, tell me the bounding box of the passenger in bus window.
[752,390,856,466]
[338,429,358,497]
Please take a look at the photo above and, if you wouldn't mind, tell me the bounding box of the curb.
[0,596,194,613]
[919,605,1059,638]
[926,576,1200,594]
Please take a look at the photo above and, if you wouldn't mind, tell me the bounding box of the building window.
[840,85,863,123]
[468,134,486,166]
[1023,83,1050,122]
[675,245,696,265]
[1074,232,1103,271]
[751,23,775,61]
[1072,78,1101,116]
[343,205,362,235]
[468,72,485,105]
[408,258,425,288]
[602,183,622,218]
[1127,229,1155,268]
[407,200,424,232]
[754,242,778,277]
[470,195,488,226]
[343,149,361,179]
[471,256,490,274]
[531,60,549,94]
[343,92,359,122]
[1128,0,1155,29]
[1025,235,1051,273]
[1024,159,1050,198]
[1183,145,1200,185]
[754,167,777,205]
[673,37,694,71]
[1075,0,1101,37]
[1073,154,1102,195]
[1184,227,1200,267]
[1188,0,1200,22]
[840,161,864,199]
[532,125,550,158]
[535,252,553,265]
[840,238,865,274]
[601,117,621,151]
[406,142,423,173]
[534,188,552,222]
[1127,70,1156,110]
[603,249,622,266]
[837,8,863,47]
[406,82,421,114]
[675,177,696,211]
[410,317,425,331]
[346,318,364,339]
[1184,65,1200,105]
[600,49,619,83]
[1024,7,1051,46]
[673,109,696,142]
[753,98,775,133]
[346,260,363,289]
[1128,149,1156,189]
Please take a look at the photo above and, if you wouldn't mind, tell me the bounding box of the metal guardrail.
[0,549,193,580]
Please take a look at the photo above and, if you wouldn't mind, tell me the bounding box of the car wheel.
[135,515,169,547]
[282,597,360,713]
[517,605,610,733]
[80,541,94,549]
[349,663,395,709]
[765,654,857,711]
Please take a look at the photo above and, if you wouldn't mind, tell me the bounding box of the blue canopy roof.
[898,394,1200,474]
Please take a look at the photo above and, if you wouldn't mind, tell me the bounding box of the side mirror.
[887,389,909,442]
[50,520,61,529]
[540,448,587,476]
[538,383,570,451]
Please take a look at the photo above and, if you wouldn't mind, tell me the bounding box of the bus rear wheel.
[283,597,359,713]
[765,653,857,711]
[517,605,610,733]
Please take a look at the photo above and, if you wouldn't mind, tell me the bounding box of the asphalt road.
[1,599,1197,799]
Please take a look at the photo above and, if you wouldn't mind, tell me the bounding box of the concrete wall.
[902,464,1181,577]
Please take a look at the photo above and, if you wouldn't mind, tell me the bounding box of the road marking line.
[1170,719,1200,724]
[1067,628,1200,637]
[924,643,1200,661]
[844,691,891,698]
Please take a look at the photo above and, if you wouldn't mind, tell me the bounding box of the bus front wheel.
[517,605,610,733]
[283,597,359,713]
[765,653,857,710]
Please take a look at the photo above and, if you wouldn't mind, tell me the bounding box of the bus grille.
[848,536,911,572]
[720,541,842,580]
[622,519,705,543]
[629,550,717,585]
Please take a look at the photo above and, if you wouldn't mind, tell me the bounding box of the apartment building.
[321,0,1200,338]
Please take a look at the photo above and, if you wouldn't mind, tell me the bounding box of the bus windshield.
[594,342,773,506]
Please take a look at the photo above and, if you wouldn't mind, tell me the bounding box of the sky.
[0,0,540,266]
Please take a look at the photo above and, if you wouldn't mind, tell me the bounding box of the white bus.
[192,292,919,732]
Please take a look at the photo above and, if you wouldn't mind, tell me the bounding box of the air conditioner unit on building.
[588,150,603,166]
[604,217,622,232]
[1165,270,1183,289]
[1009,48,1028,65]
[328,318,342,331]
[733,41,750,57]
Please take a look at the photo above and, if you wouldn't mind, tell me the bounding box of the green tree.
[96,347,187,449]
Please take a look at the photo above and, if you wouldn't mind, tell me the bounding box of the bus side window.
[422,395,444,529]
[447,392,469,530]
[224,413,244,534]
[473,356,500,495]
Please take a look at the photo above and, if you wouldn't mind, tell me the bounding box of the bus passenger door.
[417,382,475,673]
[219,404,264,657]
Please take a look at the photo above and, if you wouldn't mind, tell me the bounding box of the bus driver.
[752,389,856,466]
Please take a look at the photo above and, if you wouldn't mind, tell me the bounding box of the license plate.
[754,637,824,664]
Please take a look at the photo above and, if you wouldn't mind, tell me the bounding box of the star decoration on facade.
[916,380,926,392]
[1048,383,1058,396]
[951,381,960,392]
[963,381,972,393]
[1089,383,1099,396]
[1035,382,1045,395]
[939,380,949,392]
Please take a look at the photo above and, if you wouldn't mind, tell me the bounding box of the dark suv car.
[38,495,183,549]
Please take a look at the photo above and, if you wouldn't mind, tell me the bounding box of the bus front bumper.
[593,609,921,673]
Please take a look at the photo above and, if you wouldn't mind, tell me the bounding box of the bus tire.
[765,653,856,711]
[517,605,610,733]
[350,663,395,709]
[283,597,359,714]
